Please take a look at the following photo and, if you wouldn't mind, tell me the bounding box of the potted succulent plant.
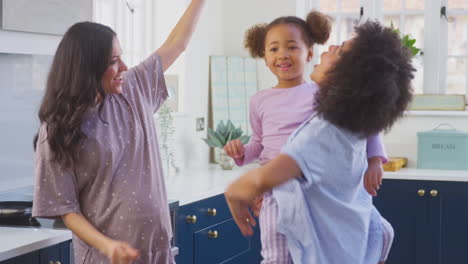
[202,120,250,170]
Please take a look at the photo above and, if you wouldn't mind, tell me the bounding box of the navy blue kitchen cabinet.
[373,179,468,264]
[176,194,261,264]
[0,240,71,264]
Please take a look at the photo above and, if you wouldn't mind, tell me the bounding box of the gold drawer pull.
[208,230,218,239]
[207,208,217,216]
[430,189,438,197]
[186,215,197,224]
[417,189,425,197]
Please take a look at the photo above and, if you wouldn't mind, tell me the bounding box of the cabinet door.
[193,218,252,264]
[176,194,261,264]
[1,0,93,35]
[373,179,434,264]
[433,181,468,264]
[0,251,39,264]
[40,243,61,264]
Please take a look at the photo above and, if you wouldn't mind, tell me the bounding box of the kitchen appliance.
[0,201,40,227]
[169,199,179,256]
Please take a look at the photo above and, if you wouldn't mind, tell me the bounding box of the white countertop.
[2,165,468,261]
[166,165,468,206]
[165,164,258,206]
[384,168,468,182]
[0,219,71,261]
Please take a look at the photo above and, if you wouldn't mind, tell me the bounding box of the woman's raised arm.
[156,0,206,72]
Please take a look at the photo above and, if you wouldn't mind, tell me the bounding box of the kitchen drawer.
[179,194,231,230]
[176,194,261,264]
[194,218,251,264]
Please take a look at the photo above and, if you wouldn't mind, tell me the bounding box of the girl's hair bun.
[306,11,332,45]
[244,23,268,58]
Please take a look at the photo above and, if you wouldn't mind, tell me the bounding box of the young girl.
[225,21,414,264]
[224,11,387,263]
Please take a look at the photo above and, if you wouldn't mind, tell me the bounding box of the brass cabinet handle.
[417,189,426,197]
[207,208,217,216]
[56,261,62,264]
[430,189,438,197]
[186,215,197,224]
[208,230,219,239]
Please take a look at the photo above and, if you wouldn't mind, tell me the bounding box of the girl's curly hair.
[314,21,415,137]
[244,10,332,58]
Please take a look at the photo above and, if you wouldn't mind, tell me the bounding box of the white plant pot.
[218,149,235,170]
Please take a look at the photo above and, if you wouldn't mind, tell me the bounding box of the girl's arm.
[156,0,205,72]
[367,133,387,163]
[225,154,301,236]
[364,133,387,196]
[62,213,139,264]
[234,96,264,165]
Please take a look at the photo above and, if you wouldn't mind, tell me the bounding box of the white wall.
[158,0,224,170]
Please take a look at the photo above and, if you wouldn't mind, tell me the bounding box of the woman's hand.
[224,139,245,160]
[104,240,140,264]
[364,157,384,196]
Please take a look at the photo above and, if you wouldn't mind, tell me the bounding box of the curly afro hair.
[244,10,332,58]
[314,21,415,137]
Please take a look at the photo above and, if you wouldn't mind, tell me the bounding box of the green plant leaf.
[238,135,250,144]
[202,138,221,148]
[226,130,233,142]
[226,120,235,133]
[207,128,224,147]
[230,127,242,140]
[217,121,227,136]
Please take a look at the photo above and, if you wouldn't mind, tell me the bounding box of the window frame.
[299,0,468,101]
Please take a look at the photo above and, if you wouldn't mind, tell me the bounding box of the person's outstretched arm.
[225,154,302,236]
[156,0,206,72]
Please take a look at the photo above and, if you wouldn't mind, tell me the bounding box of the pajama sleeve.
[32,125,80,219]
[234,95,263,166]
[366,133,388,164]
[124,53,168,113]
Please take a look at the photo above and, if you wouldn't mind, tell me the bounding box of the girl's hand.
[104,240,140,264]
[364,157,384,196]
[224,139,245,160]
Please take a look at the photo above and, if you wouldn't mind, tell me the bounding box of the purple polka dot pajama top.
[32,53,174,264]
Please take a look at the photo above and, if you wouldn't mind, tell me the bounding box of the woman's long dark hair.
[314,21,415,137]
[33,22,116,168]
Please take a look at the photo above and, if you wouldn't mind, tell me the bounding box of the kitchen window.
[299,0,468,101]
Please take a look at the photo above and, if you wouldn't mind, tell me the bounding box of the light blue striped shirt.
[274,115,383,264]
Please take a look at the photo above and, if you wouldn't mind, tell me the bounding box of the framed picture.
[164,74,179,112]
